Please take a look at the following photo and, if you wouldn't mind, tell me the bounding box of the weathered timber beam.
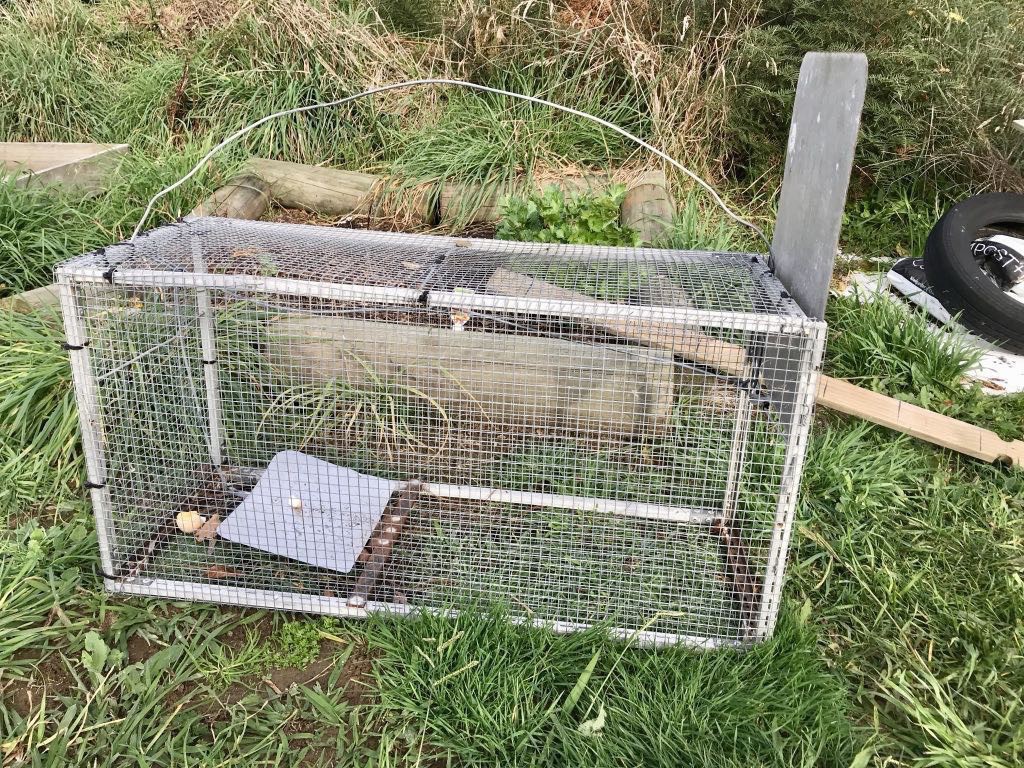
[485,267,747,377]
[245,158,381,217]
[188,174,271,220]
[1,142,129,196]
[270,315,680,437]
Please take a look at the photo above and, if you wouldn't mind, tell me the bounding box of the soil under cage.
[57,217,824,648]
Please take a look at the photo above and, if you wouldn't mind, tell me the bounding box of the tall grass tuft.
[825,293,981,396]
[825,292,1024,439]
[0,307,81,518]
[727,1,1024,198]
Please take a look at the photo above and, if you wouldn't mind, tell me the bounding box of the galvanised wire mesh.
[58,217,824,647]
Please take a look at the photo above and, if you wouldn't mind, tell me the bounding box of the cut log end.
[189,174,272,220]
[621,170,675,245]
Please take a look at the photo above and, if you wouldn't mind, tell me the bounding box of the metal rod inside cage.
[222,466,720,525]
[419,483,720,525]
[190,235,225,470]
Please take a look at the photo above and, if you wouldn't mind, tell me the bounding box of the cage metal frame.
[58,218,825,649]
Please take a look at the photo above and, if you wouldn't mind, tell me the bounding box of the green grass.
[391,75,643,224]
[841,187,944,263]
[795,426,1024,766]
[0,515,851,766]
[826,293,1024,440]
[726,0,1024,258]
[0,307,81,520]
[364,607,855,766]
[825,293,983,396]
[0,151,230,298]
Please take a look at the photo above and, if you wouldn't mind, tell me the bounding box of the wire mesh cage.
[57,216,824,647]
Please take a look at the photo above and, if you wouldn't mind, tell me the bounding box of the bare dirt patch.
[126,632,159,664]
[259,637,375,706]
[3,650,78,717]
[189,616,378,715]
[265,205,346,228]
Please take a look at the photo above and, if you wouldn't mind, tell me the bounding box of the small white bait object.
[175,510,206,534]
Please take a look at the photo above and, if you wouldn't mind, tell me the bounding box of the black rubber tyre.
[923,192,1024,354]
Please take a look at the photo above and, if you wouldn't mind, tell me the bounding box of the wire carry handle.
[134,78,769,252]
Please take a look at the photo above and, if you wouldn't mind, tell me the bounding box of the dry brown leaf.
[206,564,238,579]
[194,513,221,542]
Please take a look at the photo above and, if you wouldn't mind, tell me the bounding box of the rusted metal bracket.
[348,481,421,607]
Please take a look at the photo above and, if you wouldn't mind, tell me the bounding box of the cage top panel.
[61,217,806,318]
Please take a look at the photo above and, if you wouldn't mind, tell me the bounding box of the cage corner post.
[56,272,117,581]
[189,232,225,479]
[754,322,827,640]
[755,51,867,640]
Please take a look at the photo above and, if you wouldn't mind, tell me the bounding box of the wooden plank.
[188,174,271,220]
[246,158,378,215]
[486,267,747,376]
[0,142,123,173]
[771,53,868,320]
[21,146,127,195]
[816,374,1024,465]
[1,142,129,196]
[271,315,679,437]
[620,170,675,245]
[348,482,420,607]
